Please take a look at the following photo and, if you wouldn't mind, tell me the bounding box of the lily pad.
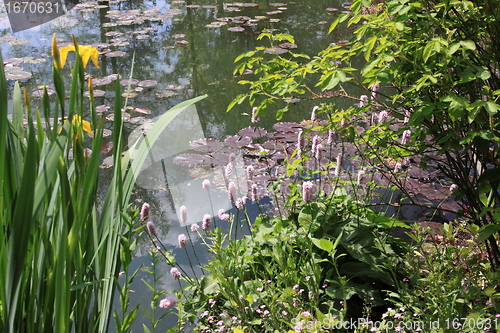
[8,39,30,45]
[264,46,288,54]
[120,79,139,86]
[173,153,205,166]
[272,122,302,132]
[105,51,127,57]
[224,135,252,148]
[122,91,137,98]
[279,42,297,49]
[5,70,32,80]
[92,78,113,86]
[138,80,158,87]
[189,138,224,152]
[228,26,245,32]
[134,107,151,114]
[4,58,24,66]
[84,89,106,97]
[32,89,56,97]
[238,126,268,138]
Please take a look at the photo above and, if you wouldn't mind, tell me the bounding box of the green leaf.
[422,41,435,63]
[485,101,499,115]
[312,238,334,252]
[460,40,476,50]
[364,36,377,61]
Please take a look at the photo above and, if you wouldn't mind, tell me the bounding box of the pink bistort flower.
[171,267,182,279]
[146,221,157,237]
[178,234,187,248]
[140,202,150,221]
[159,296,177,309]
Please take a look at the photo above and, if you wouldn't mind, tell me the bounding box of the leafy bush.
[229,0,500,268]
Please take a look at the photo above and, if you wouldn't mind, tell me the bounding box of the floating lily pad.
[128,117,148,124]
[136,35,149,40]
[224,135,252,148]
[106,112,131,121]
[0,36,17,43]
[202,5,216,8]
[326,7,339,11]
[264,46,288,54]
[186,4,200,8]
[266,10,282,15]
[270,2,286,6]
[206,21,227,28]
[279,42,297,49]
[9,39,29,45]
[92,78,113,86]
[204,152,231,166]
[96,105,110,112]
[189,138,224,152]
[156,90,178,98]
[138,80,158,87]
[4,58,24,66]
[176,40,189,45]
[273,122,302,132]
[84,89,106,97]
[32,89,56,97]
[173,153,205,166]
[238,126,268,138]
[92,43,110,48]
[122,91,137,98]
[5,70,32,80]
[101,141,114,154]
[105,51,127,57]
[103,129,112,137]
[228,26,245,32]
[134,107,151,114]
[120,79,139,86]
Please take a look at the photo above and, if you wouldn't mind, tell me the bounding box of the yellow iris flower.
[72,115,93,136]
[58,44,100,69]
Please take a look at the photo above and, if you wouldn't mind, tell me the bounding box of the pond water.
[1,0,359,330]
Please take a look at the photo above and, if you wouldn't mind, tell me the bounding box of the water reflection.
[1,0,353,329]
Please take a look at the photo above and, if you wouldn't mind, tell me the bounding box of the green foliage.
[229,0,500,268]
[180,189,407,332]
[0,38,205,332]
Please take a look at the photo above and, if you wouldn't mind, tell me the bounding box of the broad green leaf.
[312,238,334,252]
[460,40,476,50]
[485,101,499,115]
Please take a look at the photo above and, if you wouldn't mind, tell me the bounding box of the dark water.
[0,0,355,330]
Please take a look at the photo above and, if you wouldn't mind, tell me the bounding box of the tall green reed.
[0,34,206,333]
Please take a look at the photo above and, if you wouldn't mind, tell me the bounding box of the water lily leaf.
[5,71,32,80]
[120,79,139,86]
[272,122,302,132]
[134,107,151,114]
[138,80,158,87]
[228,26,245,32]
[264,46,287,54]
[101,141,114,154]
[105,51,127,57]
[8,39,29,45]
[173,153,205,166]
[238,126,268,138]
[189,138,224,152]
[224,135,252,148]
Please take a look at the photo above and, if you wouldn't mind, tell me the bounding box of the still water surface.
[0,0,352,329]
